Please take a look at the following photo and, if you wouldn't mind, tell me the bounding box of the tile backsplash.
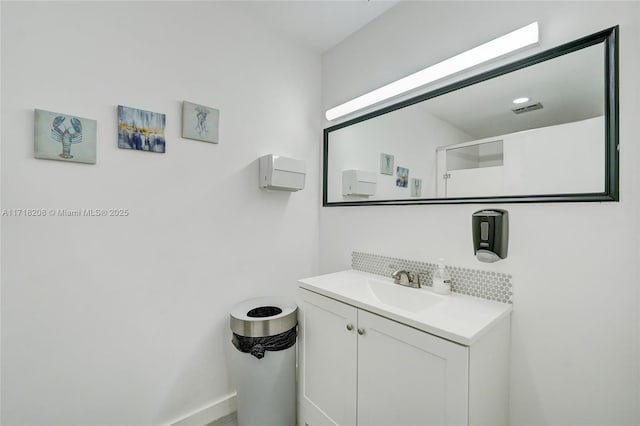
[352,251,513,304]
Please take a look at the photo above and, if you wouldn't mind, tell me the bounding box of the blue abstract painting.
[34,109,97,164]
[396,166,409,188]
[118,105,166,153]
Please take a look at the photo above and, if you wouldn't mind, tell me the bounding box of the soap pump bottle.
[432,259,452,295]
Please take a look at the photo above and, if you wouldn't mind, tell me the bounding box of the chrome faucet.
[391,270,421,288]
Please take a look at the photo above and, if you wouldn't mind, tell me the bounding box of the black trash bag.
[232,327,297,359]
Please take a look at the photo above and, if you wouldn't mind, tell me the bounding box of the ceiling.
[233,1,398,52]
[420,42,605,139]
[71,1,397,53]
[206,1,604,136]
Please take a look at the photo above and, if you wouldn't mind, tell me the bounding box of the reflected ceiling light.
[325,22,539,121]
[513,97,530,104]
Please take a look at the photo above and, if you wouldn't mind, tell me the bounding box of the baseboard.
[165,392,237,426]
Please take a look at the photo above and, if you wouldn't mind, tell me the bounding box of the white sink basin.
[298,270,513,345]
[366,279,445,312]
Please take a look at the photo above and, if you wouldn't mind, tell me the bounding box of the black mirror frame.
[322,26,619,207]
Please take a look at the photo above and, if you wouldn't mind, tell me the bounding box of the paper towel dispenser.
[259,154,306,191]
[472,209,508,263]
[342,170,377,196]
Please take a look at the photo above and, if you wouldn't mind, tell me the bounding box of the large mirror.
[323,27,618,206]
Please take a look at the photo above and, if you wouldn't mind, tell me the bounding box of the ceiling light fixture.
[512,97,530,104]
[325,22,540,121]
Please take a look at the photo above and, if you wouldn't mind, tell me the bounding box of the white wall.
[321,2,639,425]
[1,2,320,425]
[442,116,605,197]
[502,116,605,195]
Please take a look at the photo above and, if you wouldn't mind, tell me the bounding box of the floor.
[206,412,237,426]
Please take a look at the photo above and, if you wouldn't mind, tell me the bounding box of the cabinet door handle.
[346,323,354,331]
[357,328,365,336]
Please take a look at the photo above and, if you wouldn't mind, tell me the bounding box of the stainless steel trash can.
[230,297,297,426]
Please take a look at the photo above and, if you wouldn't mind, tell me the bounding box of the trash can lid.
[230,296,297,338]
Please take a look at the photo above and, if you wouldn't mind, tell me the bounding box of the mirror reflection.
[325,30,616,205]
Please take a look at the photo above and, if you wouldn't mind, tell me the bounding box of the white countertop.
[298,269,512,345]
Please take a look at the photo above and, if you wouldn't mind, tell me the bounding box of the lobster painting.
[34,109,96,164]
[50,115,83,159]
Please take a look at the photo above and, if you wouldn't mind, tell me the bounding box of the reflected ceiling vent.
[512,102,543,114]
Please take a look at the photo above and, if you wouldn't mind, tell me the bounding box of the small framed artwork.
[380,153,394,175]
[410,178,422,197]
[34,109,97,164]
[182,101,219,143]
[118,105,166,153]
[396,166,409,188]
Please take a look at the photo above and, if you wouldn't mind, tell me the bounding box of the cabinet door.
[298,289,358,426]
[357,310,469,426]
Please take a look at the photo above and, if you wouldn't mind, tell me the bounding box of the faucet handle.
[408,272,421,286]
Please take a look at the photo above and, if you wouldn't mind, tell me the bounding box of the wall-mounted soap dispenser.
[472,209,508,263]
[259,154,306,191]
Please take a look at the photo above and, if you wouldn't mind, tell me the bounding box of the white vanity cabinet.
[298,288,358,426]
[297,287,510,426]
